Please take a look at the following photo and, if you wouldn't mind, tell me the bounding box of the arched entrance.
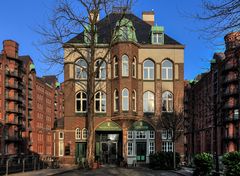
[127,121,155,164]
[95,121,122,164]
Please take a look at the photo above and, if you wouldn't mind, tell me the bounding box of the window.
[114,57,118,78]
[122,88,129,111]
[162,141,173,152]
[149,131,155,139]
[128,131,133,139]
[122,55,129,76]
[152,33,164,44]
[95,60,106,79]
[75,59,87,79]
[149,142,155,154]
[162,60,173,80]
[136,131,146,139]
[123,26,129,40]
[114,89,119,112]
[161,130,172,140]
[82,128,87,139]
[75,128,81,139]
[132,90,136,112]
[76,92,87,112]
[143,60,154,80]
[162,91,173,112]
[59,141,64,156]
[59,131,64,139]
[143,91,155,113]
[127,142,133,156]
[95,91,106,112]
[234,109,239,119]
[132,57,136,78]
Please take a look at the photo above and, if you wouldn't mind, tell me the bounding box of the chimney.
[142,11,154,26]
[89,10,99,22]
[3,40,19,58]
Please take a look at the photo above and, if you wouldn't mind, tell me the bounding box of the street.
[55,166,187,176]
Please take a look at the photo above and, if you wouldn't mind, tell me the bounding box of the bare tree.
[160,110,184,169]
[195,0,240,39]
[37,0,133,168]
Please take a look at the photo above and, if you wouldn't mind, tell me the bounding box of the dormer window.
[151,26,164,45]
[115,18,137,42]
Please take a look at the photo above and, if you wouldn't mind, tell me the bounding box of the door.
[75,143,87,164]
[100,142,118,164]
[136,142,146,162]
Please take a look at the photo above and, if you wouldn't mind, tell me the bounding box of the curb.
[47,168,78,176]
[169,170,191,176]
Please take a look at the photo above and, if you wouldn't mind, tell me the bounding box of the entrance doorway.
[136,142,146,162]
[100,141,117,164]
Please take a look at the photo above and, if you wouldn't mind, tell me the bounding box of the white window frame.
[143,91,155,113]
[149,142,155,154]
[114,57,118,78]
[162,129,172,140]
[114,89,119,112]
[162,91,173,112]
[132,90,136,112]
[152,33,163,44]
[127,131,133,139]
[75,128,81,140]
[122,88,129,111]
[149,131,155,139]
[75,59,87,79]
[59,131,64,139]
[82,128,87,139]
[122,55,129,77]
[136,131,146,139]
[127,142,134,156]
[75,91,87,113]
[95,91,106,113]
[162,141,173,152]
[59,141,64,156]
[95,59,106,80]
[132,57,136,78]
[143,60,154,80]
[162,60,173,80]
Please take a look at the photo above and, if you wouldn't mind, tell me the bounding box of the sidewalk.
[171,167,194,176]
[9,166,78,176]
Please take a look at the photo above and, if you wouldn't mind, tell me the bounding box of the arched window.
[162,60,173,80]
[114,56,118,78]
[122,55,129,76]
[132,90,136,112]
[114,89,119,112]
[75,59,87,79]
[82,128,87,139]
[76,91,87,112]
[143,91,155,112]
[162,91,173,112]
[95,59,106,79]
[122,88,129,111]
[95,91,106,112]
[132,57,136,78]
[75,128,81,139]
[143,60,154,80]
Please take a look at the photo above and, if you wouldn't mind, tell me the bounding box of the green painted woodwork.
[75,142,87,163]
[84,26,98,44]
[96,142,100,156]
[29,63,35,71]
[151,25,164,45]
[96,121,122,131]
[129,121,154,131]
[55,82,60,87]
[115,18,137,42]
[151,26,164,33]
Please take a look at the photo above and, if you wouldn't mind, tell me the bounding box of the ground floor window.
[127,142,133,156]
[59,141,64,156]
[149,142,155,154]
[162,141,173,152]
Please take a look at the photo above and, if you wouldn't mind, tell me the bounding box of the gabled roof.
[66,13,182,45]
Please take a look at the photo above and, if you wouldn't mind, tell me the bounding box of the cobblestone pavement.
[55,167,185,176]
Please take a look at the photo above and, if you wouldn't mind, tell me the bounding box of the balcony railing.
[5,82,19,89]
[223,89,238,97]
[222,76,238,84]
[5,70,21,78]
[5,116,21,126]
[5,107,23,114]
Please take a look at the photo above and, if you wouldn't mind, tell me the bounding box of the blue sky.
[0,0,225,82]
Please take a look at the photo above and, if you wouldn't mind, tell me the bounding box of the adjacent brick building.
[61,11,185,164]
[184,31,240,163]
[0,40,63,156]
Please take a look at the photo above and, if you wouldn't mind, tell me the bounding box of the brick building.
[0,40,63,156]
[184,31,240,163]
[61,11,185,164]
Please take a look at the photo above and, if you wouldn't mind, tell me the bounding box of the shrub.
[222,151,240,176]
[193,152,213,176]
[149,152,180,170]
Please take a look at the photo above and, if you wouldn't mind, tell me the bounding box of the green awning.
[129,121,154,131]
[96,121,122,131]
